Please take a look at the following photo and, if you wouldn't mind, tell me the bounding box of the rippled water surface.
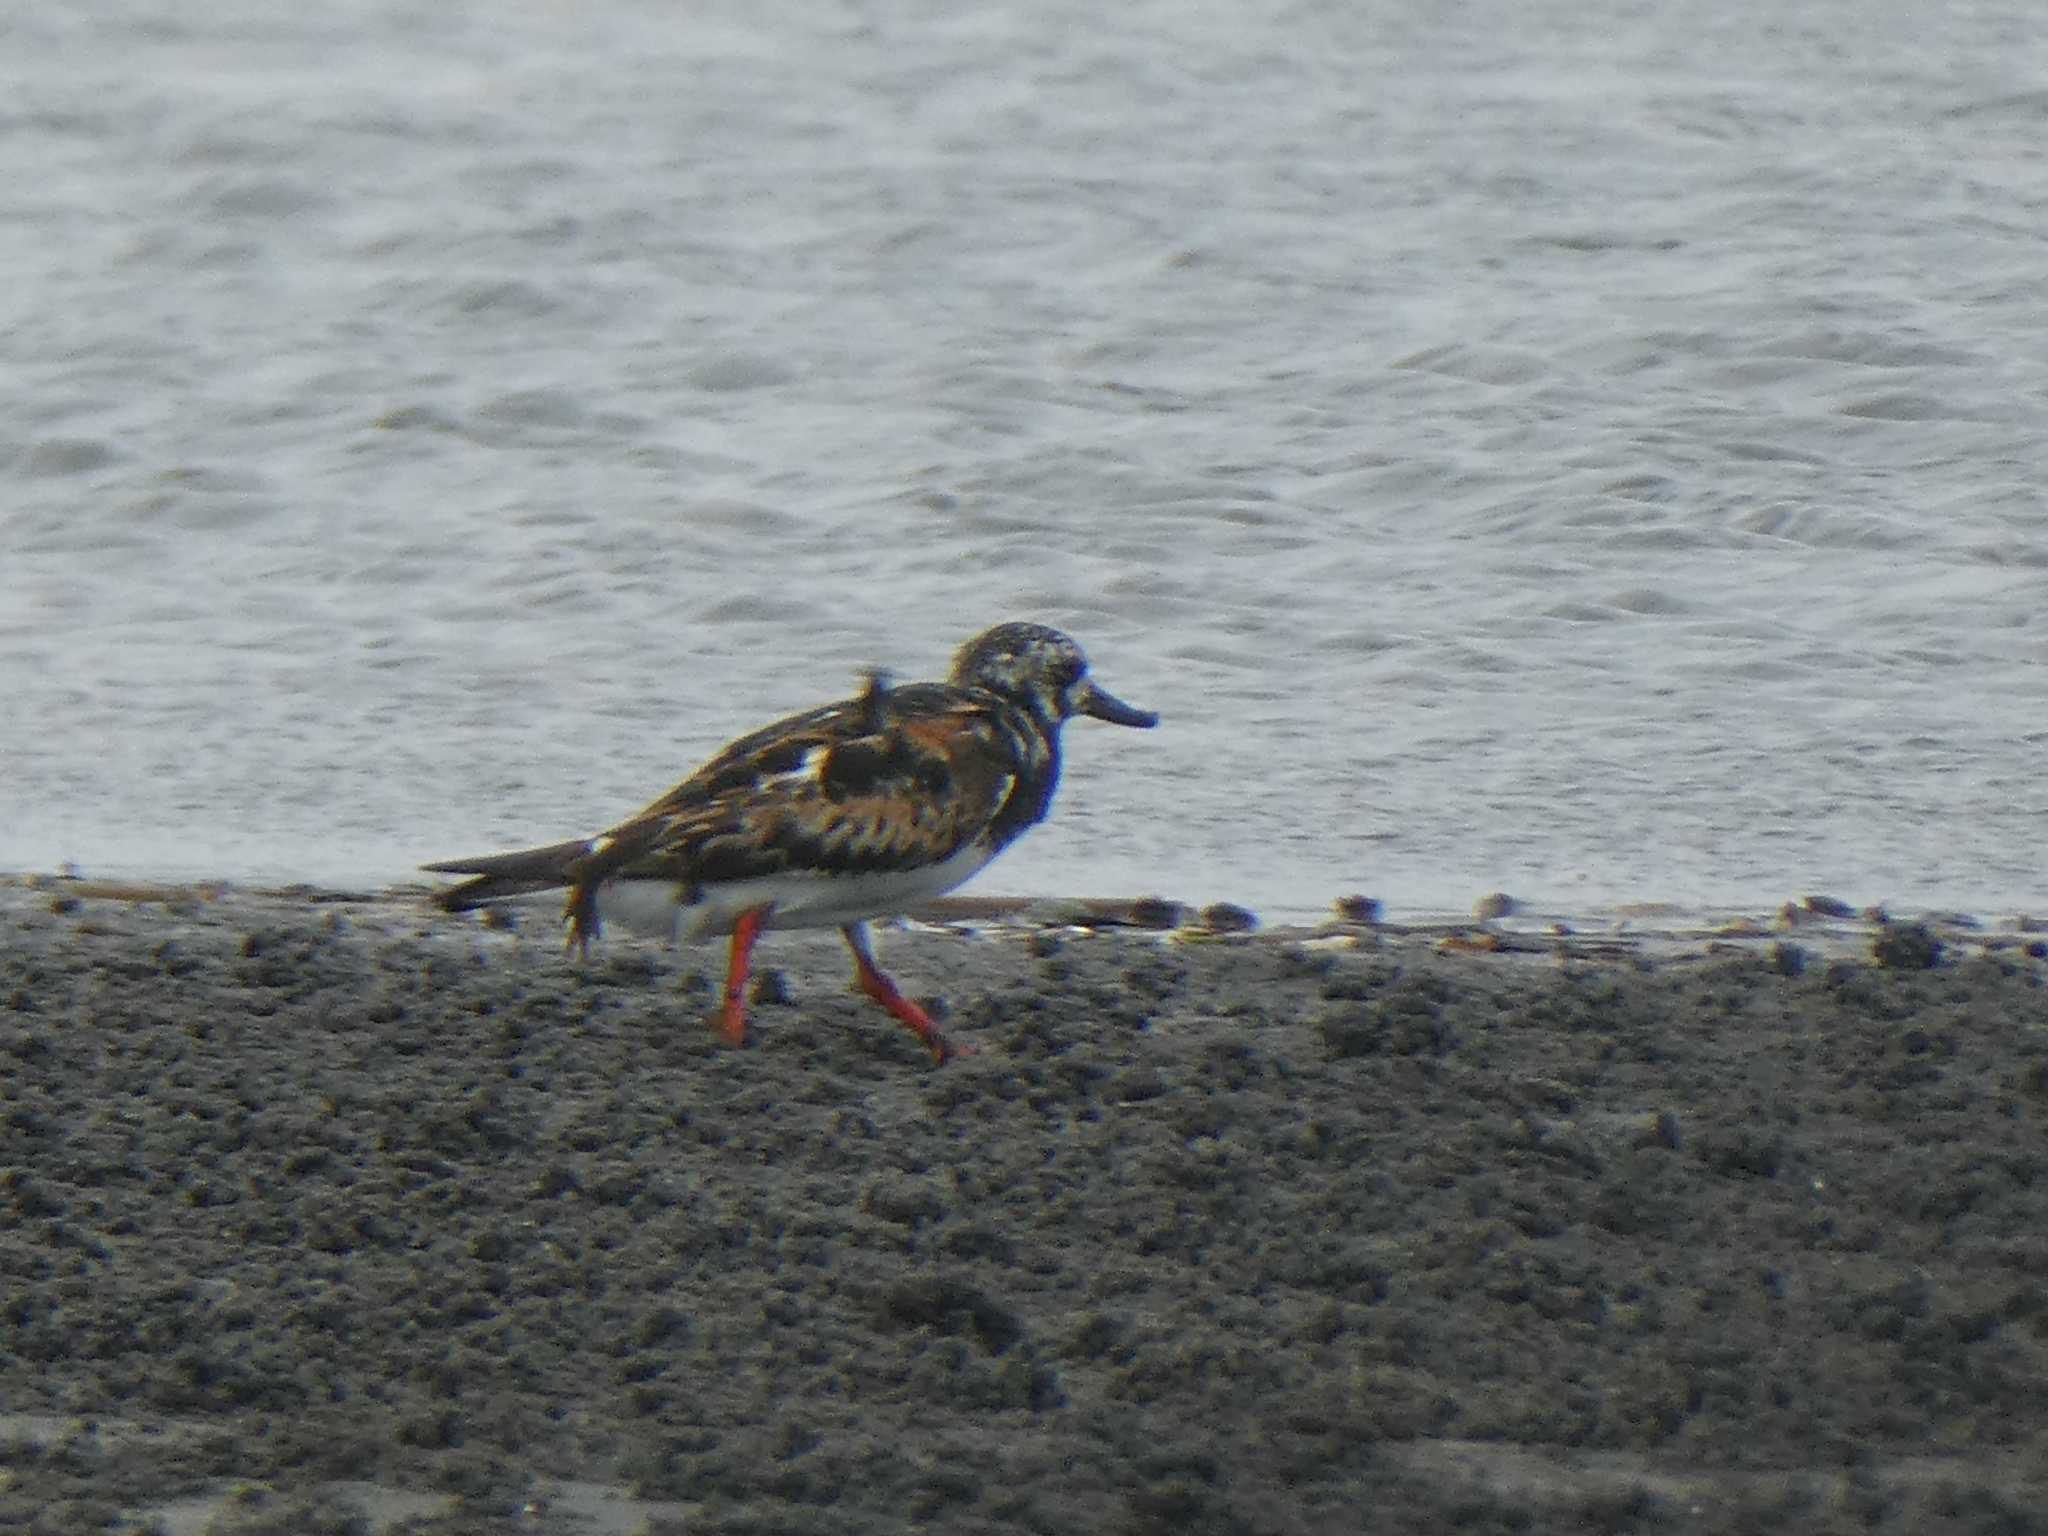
[6,0,2047,922]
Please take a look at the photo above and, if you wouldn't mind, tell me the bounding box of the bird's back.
[424,675,1053,914]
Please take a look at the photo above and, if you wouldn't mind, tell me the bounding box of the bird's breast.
[603,838,1000,943]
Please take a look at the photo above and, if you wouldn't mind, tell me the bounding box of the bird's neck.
[985,703,1065,851]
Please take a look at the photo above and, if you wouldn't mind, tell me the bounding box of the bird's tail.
[421,838,596,911]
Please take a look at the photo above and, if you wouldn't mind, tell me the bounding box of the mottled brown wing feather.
[559,683,1017,950]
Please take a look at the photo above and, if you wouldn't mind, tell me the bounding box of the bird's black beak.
[1072,679,1159,729]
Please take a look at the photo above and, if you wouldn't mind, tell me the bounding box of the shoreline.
[2,879,2044,1532]
[7,867,2042,965]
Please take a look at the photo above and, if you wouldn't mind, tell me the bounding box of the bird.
[423,622,1158,1062]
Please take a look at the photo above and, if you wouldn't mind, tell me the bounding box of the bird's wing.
[558,680,1022,945]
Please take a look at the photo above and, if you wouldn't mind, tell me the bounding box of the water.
[5,0,2047,925]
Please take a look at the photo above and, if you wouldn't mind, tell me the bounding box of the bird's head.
[950,623,1159,733]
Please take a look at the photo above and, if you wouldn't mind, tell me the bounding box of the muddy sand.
[2,882,2045,1535]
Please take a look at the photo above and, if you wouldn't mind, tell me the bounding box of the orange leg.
[842,922,968,1064]
[715,905,771,1047]
[563,880,602,960]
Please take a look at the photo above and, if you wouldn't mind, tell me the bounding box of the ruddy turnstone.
[424,622,1157,1062]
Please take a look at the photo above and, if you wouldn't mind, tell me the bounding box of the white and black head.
[950,623,1159,732]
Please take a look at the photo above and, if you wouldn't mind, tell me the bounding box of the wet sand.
[2,883,2045,1534]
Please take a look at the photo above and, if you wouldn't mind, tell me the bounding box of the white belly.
[595,841,996,943]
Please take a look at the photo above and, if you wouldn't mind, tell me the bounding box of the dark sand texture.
[2,887,2046,1534]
